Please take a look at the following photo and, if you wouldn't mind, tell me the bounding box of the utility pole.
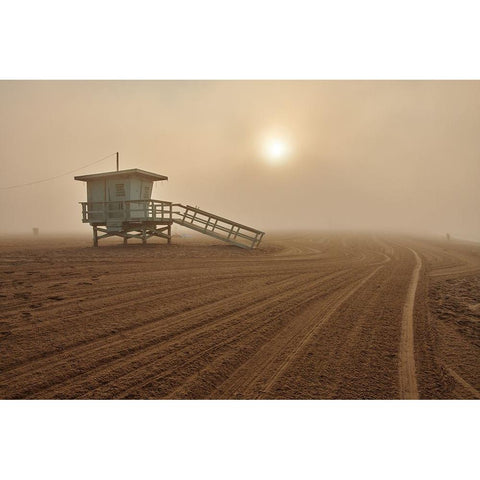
[116,152,119,171]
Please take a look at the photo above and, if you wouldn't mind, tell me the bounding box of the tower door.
[107,181,127,220]
[86,180,106,222]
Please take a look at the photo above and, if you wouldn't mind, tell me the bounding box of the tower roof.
[74,168,168,182]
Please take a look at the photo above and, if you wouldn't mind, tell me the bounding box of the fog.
[1,81,479,240]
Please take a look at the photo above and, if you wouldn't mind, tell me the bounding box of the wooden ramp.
[172,204,264,249]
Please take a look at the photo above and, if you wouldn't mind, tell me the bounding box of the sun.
[263,138,290,165]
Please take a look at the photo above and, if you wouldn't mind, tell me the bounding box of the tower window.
[142,185,152,199]
[115,184,126,197]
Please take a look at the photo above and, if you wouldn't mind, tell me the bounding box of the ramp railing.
[80,200,265,249]
[172,204,264,249]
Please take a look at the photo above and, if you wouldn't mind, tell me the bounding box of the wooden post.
[124,236,128,246]
[142,224,147,245]
[258,232,265,247]
[93,226,98,247]
[168,224,171,244]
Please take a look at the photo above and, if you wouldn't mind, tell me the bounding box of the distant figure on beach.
[446,233,450,241]
[32,227,39,236]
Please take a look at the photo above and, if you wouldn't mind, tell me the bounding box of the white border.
[1,400,479,479]
[1,1,480,79]
[1,1,479,479]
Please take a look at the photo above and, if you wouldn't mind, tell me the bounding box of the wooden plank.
[172,220,253,249]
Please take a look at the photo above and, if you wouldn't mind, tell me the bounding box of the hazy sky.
[1,80,479,239]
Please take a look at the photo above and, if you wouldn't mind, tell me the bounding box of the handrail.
[80,199,172,205]
[79,199,264,248]
[80,199,173,223]
[172,204,263,234]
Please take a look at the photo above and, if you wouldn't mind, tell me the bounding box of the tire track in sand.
[80,269,355,399]
[398,248,421,399]
[212,259,388,399]
[441,363,480,399]
[171,268,378,399]
[1,272,311,397]
[259,264,386,397]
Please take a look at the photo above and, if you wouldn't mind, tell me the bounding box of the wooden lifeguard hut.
[75,159,265,249]
[75,168,172,246]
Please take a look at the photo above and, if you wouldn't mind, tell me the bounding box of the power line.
[1,152,118,190]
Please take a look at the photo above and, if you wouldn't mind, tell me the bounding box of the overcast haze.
[1,80,479,239]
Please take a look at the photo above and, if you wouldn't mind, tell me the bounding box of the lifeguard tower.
[75,160,264,249]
